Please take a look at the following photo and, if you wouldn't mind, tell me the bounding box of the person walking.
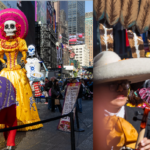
[51,80,62,113]
[73,79,83,113]
[33,81,42,103]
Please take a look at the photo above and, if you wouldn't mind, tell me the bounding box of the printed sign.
[58,82,81,132]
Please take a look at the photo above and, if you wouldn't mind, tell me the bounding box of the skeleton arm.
[21,51,27,64]
[0,52,5,64]
[41,62,48,78]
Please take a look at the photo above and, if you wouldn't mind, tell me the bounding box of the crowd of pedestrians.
[31,76,93,114]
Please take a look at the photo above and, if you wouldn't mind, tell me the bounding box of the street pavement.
[0,98,93,150]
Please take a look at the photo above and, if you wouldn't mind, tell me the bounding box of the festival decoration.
[127,30,145,58]
[94,0,150,33]
[99,24,113,51]
[25,45,48,83]
[136,0,150,34]
[0,8,43,131]
[105,0,121,25]
[120,0,139,29]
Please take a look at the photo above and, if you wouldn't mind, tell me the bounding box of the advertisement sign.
[58,83,81,132]
[47,1,53,26]
[37,1,47,24]
[69,33,85,45]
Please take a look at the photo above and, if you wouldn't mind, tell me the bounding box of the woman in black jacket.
[51,80,62,113]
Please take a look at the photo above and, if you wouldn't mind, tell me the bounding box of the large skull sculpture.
[28,45,35,56]
[4,20,16,36]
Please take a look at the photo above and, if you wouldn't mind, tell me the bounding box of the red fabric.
[69,38,77,42]
[33,82,42,97]
[0,104,17,146]
[125,29,130,47]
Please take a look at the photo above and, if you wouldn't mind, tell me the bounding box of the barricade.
[0,111,75,150]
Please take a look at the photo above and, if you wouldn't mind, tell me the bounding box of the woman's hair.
[54,79,59,89]
[128,90,144,106]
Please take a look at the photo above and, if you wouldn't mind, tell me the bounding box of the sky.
[85,1,93,13]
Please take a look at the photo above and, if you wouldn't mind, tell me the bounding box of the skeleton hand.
[21,57,27,64]
[2,63,7,68]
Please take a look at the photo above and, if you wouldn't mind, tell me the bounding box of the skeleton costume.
[0,8,43,131]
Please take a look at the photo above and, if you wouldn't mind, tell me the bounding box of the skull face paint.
[4,20,16,37]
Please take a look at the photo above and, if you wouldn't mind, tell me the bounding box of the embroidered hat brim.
[94,51,150,84]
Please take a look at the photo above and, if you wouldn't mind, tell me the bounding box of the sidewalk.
[0,99,93,150]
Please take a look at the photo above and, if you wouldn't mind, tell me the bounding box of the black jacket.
[51,86,62,99]
[125,106,150,138]
[44,81,53,92]
[78,84,83,98]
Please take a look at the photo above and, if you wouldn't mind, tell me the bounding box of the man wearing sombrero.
[94,51,150,150]
[0,8,43,131]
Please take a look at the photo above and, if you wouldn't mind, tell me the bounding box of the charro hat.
[0,8,28,39]
[94,51,150,84]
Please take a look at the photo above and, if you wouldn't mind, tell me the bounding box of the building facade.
[72,45,89,67]
[54,1,68,45]
[68,1,85,35]
[85,12,93,66]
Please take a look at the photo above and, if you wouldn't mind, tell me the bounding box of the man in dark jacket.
[75,80,83,113]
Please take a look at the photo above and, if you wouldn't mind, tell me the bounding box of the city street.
[0,99,93,150]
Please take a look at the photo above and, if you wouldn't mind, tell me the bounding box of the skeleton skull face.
[28,45,35,56]
[4,20,16,37]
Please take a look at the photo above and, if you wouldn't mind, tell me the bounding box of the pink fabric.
[139,88,150,104]
[69,38,77,42]
[0,8,28,39]
[49,88,52,96]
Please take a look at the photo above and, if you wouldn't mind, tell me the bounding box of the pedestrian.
[47,77,56,109]
[81,79,86,99]
[93,51,150,149]
[73,79,83,113]
[33,81,42,103]
[87,79,93,92]
[58,79,63,91]
[51,79,62,113]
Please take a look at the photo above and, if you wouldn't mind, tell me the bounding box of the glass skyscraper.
[60,1,68,21]
[68,1,85,35]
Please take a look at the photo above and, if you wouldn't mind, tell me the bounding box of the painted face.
[28,45,35,56]
[4,20,16,36]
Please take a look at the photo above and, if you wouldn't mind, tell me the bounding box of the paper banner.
[58,82,81,132]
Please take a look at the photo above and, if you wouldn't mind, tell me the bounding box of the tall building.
[72,45,89,67]
[85,12,93,66]
[54,1,68,44]
[68,1,85,35]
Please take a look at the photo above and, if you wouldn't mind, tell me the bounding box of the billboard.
[69,33,85,45]
[36,1,47,24]
[47,1,53,27]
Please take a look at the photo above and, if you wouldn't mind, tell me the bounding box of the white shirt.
[104,106,125,118]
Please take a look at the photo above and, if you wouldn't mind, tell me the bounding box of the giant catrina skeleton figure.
[0,8,43,131]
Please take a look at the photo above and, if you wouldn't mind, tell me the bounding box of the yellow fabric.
[126,103,136,107]
[104,116,138,149]
[0,37,43,131]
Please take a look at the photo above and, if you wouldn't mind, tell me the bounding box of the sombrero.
[0,8,28,39]
[0,76,16,110]
[94,51,150,84]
